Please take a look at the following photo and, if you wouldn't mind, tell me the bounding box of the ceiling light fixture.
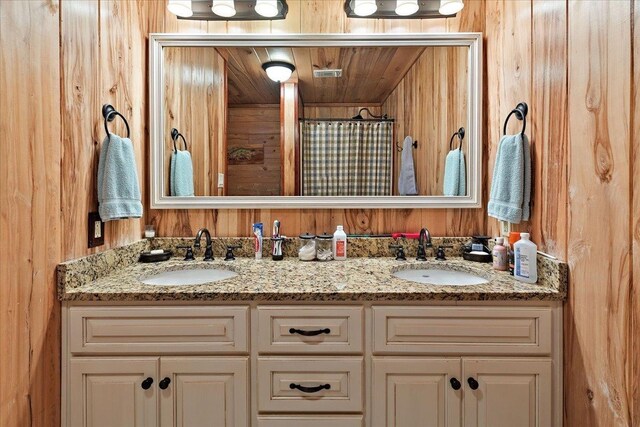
[439,0,464,15]
[262,61,295,83]
[353,0,377,17]
[211,0,236,17]
[255,0,279,18]
[167,0,193,17]
[395,0,419,16]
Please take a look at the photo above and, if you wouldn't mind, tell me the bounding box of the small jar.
[298,233,316,261]
[316,232,334,261]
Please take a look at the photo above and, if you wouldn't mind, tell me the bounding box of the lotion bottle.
[492,237,508,271]
[514,233,537,283]
[332,225,347,260]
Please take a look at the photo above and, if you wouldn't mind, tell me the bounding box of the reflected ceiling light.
[255,0,279,17]
[212,0,236,17]
[262,61,295,83]
[353,0,377,17]
[167,0,193,17]
[395,0,419,16]
[439,0,464,15]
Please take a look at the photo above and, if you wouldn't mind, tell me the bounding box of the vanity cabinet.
[62,302,561,427]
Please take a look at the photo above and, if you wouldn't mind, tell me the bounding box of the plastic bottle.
[332,225,347,260]
[492,237,508,271]
[514,233,538,283]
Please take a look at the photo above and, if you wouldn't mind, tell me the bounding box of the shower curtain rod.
[299,118,394,122]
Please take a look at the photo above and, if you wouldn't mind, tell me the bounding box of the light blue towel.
[443,148,466,196]
[488,133,531,223]
[97,134,142,221]
[170,150,194,197]
[398,136,418,195]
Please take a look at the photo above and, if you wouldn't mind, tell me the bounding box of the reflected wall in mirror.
[150,34,482,208]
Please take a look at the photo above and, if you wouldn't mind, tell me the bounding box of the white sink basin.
[141,269,237,286]
[392,269,488,286]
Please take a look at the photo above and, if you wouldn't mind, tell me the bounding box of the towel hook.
[396,139,418,152]
[502,102,528,136]
[171,128,188,152]
[449,127,465,151]
[102,104,130,138]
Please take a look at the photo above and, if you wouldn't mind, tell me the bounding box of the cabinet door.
[159,357,249,427]
[68,357,158,427]
[462,358,552,427]
[372,358,462,427]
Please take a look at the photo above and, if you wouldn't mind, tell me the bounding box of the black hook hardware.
[171,128,188,152]
[396,139,418,152]
[502,102,528,136]
[449,127,465,151]
[102,104,130,138]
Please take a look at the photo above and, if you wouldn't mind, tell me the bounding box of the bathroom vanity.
[58,240,567,427]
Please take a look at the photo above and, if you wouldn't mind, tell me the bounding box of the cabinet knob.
[449,377,461,390]
[159,377,171,390]
[141,377,153,390]
[467,377,479,390]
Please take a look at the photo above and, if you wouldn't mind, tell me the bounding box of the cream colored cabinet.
[68,356,248,427]
[462,358,552,427]
[371,358,462,427]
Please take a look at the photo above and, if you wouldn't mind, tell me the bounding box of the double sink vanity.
[58,236,567,427]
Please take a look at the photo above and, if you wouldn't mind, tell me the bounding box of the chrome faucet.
[416,227,432,261]
[194,228,214,261]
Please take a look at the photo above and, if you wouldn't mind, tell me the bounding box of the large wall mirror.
[150,33,482,209]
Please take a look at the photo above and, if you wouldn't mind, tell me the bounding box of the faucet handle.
[177,245,195,261]
[435,245,453,261]
[224,245,241,261]
[389,244,406,261]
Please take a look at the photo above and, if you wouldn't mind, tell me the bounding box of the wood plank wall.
[1,1,638,426]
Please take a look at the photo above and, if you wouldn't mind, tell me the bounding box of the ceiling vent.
[313,69,342,78]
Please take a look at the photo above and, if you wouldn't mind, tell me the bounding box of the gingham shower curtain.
[301,121,393,196]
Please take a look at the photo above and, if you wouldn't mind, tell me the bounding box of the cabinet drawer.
[373,306,552,355]
[257,306,363,354]
[257,357,363,413]
[68,306,249,354]
[258,416,363,427]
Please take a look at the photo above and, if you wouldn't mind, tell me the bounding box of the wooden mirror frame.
[149,33,483,209]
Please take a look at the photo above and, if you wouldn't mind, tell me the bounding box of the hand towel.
[443,148,466,196]
[397,136,418,195]
[170,150,195,197]
[97,133,142,221]
[488,133,531,223]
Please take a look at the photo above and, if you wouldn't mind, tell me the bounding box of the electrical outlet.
[499,220,511,238]
[88,212,105,248]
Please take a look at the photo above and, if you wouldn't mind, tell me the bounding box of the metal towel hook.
[102,104,130,138]
[502,102,528,136]
[449,127,465,151]
[171,128,188,152]
[396,139,418,152]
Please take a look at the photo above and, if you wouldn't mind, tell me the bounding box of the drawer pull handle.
[289,383,331,393]
[141,377,153,390]
[159,377,171,390]
[289,327,331,336]
[467,377,479,390]
[449,377,461,390]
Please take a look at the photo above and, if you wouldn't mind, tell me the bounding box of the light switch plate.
[88,212,105,248]
[217,173,224,188]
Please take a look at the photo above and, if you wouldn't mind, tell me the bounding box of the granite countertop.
[58,241,567,302]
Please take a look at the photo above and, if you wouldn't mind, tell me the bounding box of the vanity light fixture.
[395,0,419,16]
[439,0,464,15]
[344,0,460,19]
[262,61,295,83]
[167,0,193,17]
[255,0,279,17]
[212,0,236,17]
[353,0,377,17]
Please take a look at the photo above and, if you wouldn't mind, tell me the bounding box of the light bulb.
[353,0,377,17]
[212,0,236,17]
[167,0,193,17]
[395,0,419,16]
[439,0,464,15]
[255,0,278,18]
[262,62,295,82]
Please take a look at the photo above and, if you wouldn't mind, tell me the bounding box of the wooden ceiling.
[219,46,426,106]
